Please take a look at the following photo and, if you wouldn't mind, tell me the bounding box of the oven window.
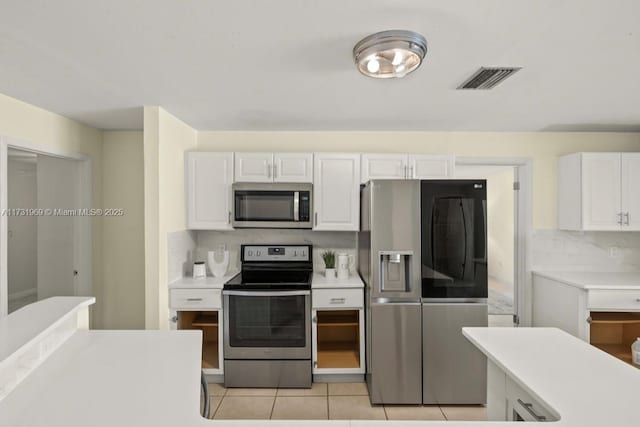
[234,191,295,221]
[228,295,306,347]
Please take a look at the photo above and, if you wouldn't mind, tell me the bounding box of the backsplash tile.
[196,230,357,274]
[167,230,197,282]
[532,230,640,272]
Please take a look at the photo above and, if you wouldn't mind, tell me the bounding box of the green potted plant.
[322,250,336,279]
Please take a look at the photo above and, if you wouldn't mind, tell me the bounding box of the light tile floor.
[207,382,487,421]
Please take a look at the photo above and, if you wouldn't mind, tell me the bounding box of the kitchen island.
[2,297,640,426]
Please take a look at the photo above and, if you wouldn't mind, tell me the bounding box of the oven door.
[224,290,311,359]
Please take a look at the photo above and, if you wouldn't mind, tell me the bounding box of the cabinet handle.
[330,298,346,304]
[624,212,630,226]
[273,163,278,178]
[186,298,203,302]
[314,212,318,226]
[635,298,640,303]
[408,165,414,178]
[517,399,547,421]
[617,212,623,225]
[228,211,231,224]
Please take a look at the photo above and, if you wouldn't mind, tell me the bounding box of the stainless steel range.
[223,244,312,388]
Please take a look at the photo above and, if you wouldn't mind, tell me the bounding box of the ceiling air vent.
[457,67,522,90]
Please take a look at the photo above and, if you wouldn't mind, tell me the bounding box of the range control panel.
[242,245,311,262]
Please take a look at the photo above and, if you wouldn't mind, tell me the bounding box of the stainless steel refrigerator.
[359,179,488,405]
[359,180,423,404]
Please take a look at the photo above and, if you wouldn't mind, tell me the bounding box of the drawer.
[588,289,640,310]
[506,377,557,422]
[312,288,363,308]
[170,289,222,310]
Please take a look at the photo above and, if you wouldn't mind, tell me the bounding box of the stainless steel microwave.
[232,183,313,229]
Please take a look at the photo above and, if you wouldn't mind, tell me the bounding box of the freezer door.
[422,303,488,404]
[368,302,422,404]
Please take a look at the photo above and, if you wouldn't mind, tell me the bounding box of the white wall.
[7,158,37,299]
[144,107,197,329]
[102,131,145,329]
[0,92,104,325]
[196,131,640,229]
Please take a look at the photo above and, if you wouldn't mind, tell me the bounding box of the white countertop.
[0,296,94,362]
[463,327,640,427]
[533,270,640,290]
[311,273,364,289]
[5,298,640,427]
[169,273,239,289]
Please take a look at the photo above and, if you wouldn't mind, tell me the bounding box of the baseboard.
[8,288,36,302]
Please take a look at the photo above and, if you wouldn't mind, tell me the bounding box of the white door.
[186,152,233,230]
[36,156,77,299]
[361,154,408,183]
[582,153,622,230]
[234,152,273,182]
[273,153,313,183]
[313,153,360,231]
[621,153,640,230]
[409,154,455,179]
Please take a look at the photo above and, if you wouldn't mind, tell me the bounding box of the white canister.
[337,253,353,280]
[192,261,206,279]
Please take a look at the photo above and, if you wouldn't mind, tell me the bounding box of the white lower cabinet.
[169,289,223,376]
[487,359,557,422]
[311,288,365,376]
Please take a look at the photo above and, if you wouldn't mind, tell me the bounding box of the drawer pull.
[330,298,346,304]
[517,399,547,421]
[636,298,640,302]
[186,298,204,302]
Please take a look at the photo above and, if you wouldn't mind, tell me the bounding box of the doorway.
[1,140,92,317]
[456,159,532,327]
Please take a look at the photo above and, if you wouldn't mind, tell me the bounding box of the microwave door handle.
[294,192,300,221]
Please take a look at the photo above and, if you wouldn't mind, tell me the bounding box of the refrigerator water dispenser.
[379,251,413,292]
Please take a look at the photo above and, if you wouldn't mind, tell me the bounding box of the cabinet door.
[621,153,640,230]
[361,153,408,183]
[582,153,622,230]
[234,152,273,182]
[186,152,233,230]
[273,152,313,183]
[409,154,455,179]
[313,153,360,231]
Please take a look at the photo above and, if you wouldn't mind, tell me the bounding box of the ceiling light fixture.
[353,30,427,79]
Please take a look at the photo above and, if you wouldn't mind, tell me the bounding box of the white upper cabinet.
[234,152,273,183]
[621,153,640,230]
[314,153,361,231]
[186,152,234,230]
[409,154,455,179]
[559,152,640,231]
[235,152,313,183]
[361,153,455,183]
[273,152,313,183]
[361,154,408,182]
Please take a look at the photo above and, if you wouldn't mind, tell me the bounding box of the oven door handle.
[223,290,310,297]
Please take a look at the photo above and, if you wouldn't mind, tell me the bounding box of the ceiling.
[0,0,639,131]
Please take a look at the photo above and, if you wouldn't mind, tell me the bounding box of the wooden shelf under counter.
[316,310,361,369]
[590,311,640,366]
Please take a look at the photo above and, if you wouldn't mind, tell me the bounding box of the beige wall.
[0,92,105,325]
[197,131,640,229]
[102,131,145,329]
[144,107,197,329]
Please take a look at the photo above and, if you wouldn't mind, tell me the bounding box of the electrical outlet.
[608,247,620,258]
